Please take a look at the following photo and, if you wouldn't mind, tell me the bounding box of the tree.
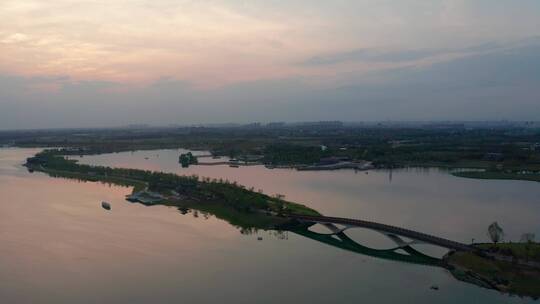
[488,222,504,244]
[179,152,198,167]
[274,194,285,200]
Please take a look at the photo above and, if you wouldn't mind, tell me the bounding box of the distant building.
[523,121,540,129]
[388,140,415,148]
[298,121,343,129]
[126,191,164,205]
[424,123,465,129]
[125,124,150,129]
[266,122,285,128]
[238,154,263,162]
[318,156,350,165]
[484,153,504,161]
[244,122,261,128]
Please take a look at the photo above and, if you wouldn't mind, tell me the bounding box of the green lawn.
[447,243,540,298]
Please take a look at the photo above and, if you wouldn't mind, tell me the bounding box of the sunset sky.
[1,0,540,129]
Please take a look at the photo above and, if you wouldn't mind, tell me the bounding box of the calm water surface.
[2,148,540,303]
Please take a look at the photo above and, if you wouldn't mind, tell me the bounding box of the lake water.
[2,148,540,303]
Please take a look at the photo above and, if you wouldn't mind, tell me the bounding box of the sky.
[1,0,540,129]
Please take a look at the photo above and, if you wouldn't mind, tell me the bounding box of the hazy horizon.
[2,1,540,129]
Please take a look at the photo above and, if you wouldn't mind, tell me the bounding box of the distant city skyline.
[1,1,540,129]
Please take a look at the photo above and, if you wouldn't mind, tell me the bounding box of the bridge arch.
[289,214,474,252]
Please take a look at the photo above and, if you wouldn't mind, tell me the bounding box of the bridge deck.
[288,214,474,252]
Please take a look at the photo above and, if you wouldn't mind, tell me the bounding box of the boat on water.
[101,201,111,210]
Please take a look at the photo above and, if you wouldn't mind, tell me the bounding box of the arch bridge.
[287,214,475,252]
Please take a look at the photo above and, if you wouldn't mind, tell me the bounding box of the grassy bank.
[446,243,540,298]
[453,171,540,182]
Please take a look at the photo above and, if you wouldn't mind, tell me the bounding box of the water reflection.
[290,227,441,266]
[3,148,539,303]
[163,200,505,296]
[72,149,540,243]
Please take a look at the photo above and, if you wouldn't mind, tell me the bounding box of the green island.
[179,152,198,167]
[23,148,540,298]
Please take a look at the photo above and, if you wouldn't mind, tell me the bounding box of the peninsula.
[25,149,320,230]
